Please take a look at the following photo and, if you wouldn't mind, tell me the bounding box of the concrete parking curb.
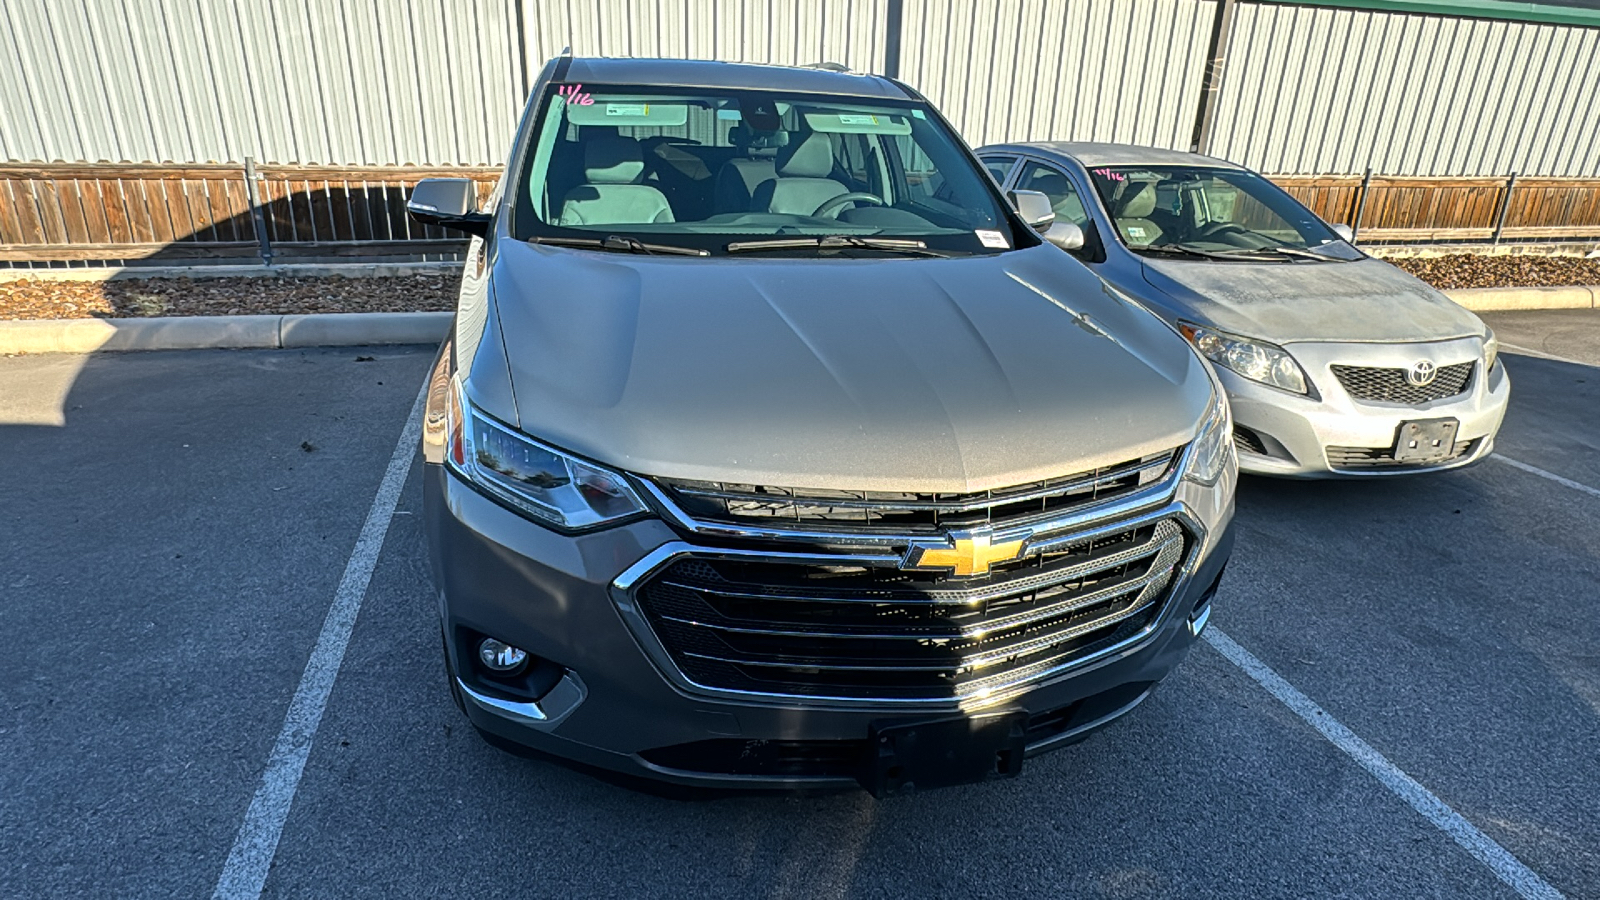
[1444,285,1598,311]
[0,311,452,354]
[3,283,1594,355]
[0,261,464,283]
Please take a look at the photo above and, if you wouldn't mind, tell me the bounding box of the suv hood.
[1139,256,1485,345]
[486,241,1211,493]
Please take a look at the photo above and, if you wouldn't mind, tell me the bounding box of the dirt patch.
[1385,253,1600,291]
[0,274,456,320]
[4,255,1599,321]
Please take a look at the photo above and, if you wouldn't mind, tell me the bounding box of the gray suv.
[409,57,1236,795]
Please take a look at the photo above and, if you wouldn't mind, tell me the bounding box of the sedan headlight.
[1179,322,1309,395]
[1483,327,1499,371]
[1182,387,1234,487]
[445,375,646,530]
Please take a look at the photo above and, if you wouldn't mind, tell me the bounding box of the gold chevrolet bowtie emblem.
[903,531,1025,577]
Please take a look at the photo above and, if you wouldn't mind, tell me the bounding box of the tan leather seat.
[558,136,675,226]
[1112,182,1163,247]
[750,133,848,217]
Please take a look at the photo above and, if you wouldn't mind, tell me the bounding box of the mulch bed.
[2,255,1598,320]
[1384,253,1600,291]
[0,274,456,320]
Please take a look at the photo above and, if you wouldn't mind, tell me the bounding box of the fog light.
[477,638,528,673]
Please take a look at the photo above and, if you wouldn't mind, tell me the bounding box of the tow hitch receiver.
[860,710,1028,797]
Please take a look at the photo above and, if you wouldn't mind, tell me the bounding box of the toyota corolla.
[977,141,1510,477]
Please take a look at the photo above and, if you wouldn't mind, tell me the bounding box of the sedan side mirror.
[1043,221,1085,251]
[1331,223,1355,243]
[1007,189,1056,229]
[407,178,491,237]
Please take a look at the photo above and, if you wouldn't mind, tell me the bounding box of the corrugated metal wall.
[900,0,1215,149]
[0,0,524,166]
[0,0,888,166]
[1209,3,1600,176]
[2,0,1598,176]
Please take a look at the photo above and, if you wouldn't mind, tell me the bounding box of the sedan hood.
[1139,256,1485,344]
[486,241,1211,493]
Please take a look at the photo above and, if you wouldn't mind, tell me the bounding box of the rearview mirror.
[1332,223,1355,243]
[407,178,490,237]
[1043,222,1085,251]
[1007,189,1056,229]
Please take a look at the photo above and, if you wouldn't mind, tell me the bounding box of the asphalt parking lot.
[2,309,1597,899]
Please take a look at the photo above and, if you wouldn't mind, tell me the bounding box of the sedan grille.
[1326,438,1479,470]
[657,450,1176,535]
[632,518,1189,701]
[1331,362,1474,404]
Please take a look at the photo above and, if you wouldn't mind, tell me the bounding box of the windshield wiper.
[530,234,709,257]
[1136,244,1256,261]
[725,235,954,257]
[1260,246,1352,263]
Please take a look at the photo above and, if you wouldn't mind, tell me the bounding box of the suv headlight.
[1179,322,1309,395]
[1183,388,1234,487]
[445,375,646,530]
[1483,327,1499,371]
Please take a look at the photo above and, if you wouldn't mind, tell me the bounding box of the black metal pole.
[513,0,531,100]
[883,0,904,79]
[1189,0,1237,155]
[1491,171,1517,245]
[1351,167,1373,244]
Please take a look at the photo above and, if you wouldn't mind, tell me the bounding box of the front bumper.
[1226,337,1510,478]
[426,464,1235,790]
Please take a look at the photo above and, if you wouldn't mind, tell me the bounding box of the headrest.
[776,132,834,178]
[1116,182,1157,218]
[1027,171,1070,196]
[583,136,645,184]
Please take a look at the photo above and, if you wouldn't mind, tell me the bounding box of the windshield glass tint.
[513,85,1018,255]
[1087,166,1345,254]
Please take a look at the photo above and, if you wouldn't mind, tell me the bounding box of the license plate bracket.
[859,711,1027,797]
[1393,418,1461,462]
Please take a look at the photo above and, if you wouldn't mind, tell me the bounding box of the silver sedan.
[978,141,1509,478]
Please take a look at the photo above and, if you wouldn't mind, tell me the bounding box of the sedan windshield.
[1086,165,1359,260]
[512,84,1024,256]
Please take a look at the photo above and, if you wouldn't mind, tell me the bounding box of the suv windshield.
[512,84,1024,256]
[1086,165,1359,260]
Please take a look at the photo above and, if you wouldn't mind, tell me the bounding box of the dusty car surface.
[977,141,1510,477]
[408,58,1236,795]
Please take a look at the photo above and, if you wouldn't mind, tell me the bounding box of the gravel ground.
[2,254,1599,319]
[0,274,455,320]
[1385,252,1600,290]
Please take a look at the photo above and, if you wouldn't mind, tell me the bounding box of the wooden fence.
[3,162,1599,262]
[0,162,499,262]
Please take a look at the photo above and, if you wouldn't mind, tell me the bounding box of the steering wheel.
[1195,222,1249,239]
[813,192,886,219]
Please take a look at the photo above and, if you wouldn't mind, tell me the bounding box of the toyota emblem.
[1407,360,1437,387]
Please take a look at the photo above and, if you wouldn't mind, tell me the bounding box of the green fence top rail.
[1267,0,1600,28]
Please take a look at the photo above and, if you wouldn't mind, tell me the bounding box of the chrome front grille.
[1331,362,1474,404]
[631,517,1189,702]
[655,450,1176,536]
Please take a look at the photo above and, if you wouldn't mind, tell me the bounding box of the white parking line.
[211,384,427,900]
[1500,343,1593,369]
[1203,627,1564,900]
[1493,455,1600,501]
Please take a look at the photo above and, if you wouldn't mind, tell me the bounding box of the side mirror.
[1043,221,1085,251]
[1007,189,1056,229]
[1331,223,1355,243]
[407,178,491,237]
